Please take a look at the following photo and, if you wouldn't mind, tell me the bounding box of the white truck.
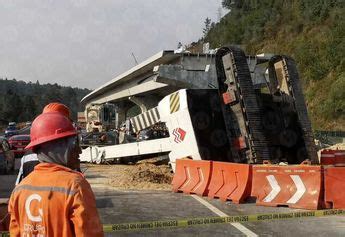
[84,103,117,132]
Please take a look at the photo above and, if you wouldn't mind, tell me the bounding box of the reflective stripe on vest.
[13,184,77,196]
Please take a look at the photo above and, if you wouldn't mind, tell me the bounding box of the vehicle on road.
[0,137,15,174]
[4,122,18,138]
[80,131,118,147]
[137,125,169,142]
[8,135,30,158]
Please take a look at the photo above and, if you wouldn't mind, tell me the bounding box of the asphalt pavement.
[92,187,345,237]
[1,165,344,237]
[86,167,345,237]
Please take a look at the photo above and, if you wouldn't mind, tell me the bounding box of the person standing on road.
[15,102,80,185]
[9,112,103,236]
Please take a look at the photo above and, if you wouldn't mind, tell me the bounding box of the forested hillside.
[0,78,90,124]
[202,0,344,130]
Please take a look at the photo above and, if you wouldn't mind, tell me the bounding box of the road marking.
[191,195,258,237]
[263,175,281,202]
[287,175,306,204]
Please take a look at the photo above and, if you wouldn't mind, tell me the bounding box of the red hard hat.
[26,112,77,150]
[43,102,71,119]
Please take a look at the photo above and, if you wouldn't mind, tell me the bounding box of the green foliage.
[0,79,91,124]
[203,17,212,37]
[203,0,344,129]
[319,73,345,120]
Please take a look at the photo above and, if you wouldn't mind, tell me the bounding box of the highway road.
[86,166,345,237]
[1,164,344,237]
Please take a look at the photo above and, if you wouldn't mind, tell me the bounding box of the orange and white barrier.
[207,162,251,203]
[324,166,345,209]
[251,165,322,209]
[320,149,345,166]
[334,150,345,166]
[172,159,211,196]
[172,153,345,210]
[320,150,336,165]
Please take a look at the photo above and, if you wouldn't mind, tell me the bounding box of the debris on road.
[84,158,173,191]
[110,163,173,190]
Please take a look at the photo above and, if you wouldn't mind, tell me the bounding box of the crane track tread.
[216,46,271,163]
[282,57,318,163]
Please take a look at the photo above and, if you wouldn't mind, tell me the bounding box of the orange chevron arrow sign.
[251,165,322,210]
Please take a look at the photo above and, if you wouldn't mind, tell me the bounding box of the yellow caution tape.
[0,209,343,235]
[102,209,345,232]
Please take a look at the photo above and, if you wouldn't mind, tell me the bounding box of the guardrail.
[314,130,345,145]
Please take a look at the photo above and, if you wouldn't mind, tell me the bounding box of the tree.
[0,78,91,123]
[203,17,212,37]
[198,0,344,129]
[3,90,22,122]
[222,0,244,10]
[21,95,37,121]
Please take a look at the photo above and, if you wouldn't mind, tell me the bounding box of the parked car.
[8,135,30,158]
[137,124,169,142]
[0,137,15,174]
[8,122,16,127]
[80,131,118,147]
[4,122,18,138]
[137,128,154,141]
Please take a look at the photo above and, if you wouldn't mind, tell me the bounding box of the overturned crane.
[79,46,317,169]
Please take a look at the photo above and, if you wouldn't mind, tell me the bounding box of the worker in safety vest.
[8,112,103,237]
[16,102,79,185]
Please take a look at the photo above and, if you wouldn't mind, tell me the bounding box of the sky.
[0,0,225,89]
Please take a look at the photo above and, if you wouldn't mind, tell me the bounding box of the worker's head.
[43,102,71,120]
[25,112,81,169]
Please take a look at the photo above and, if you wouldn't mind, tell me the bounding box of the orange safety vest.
[8,163,104,237]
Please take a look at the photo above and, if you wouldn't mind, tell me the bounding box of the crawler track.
[216,46,271,163]
[268,56,318,163]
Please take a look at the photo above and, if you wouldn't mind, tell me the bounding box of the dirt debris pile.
[85,158,173,191]
[109,162,173,190]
